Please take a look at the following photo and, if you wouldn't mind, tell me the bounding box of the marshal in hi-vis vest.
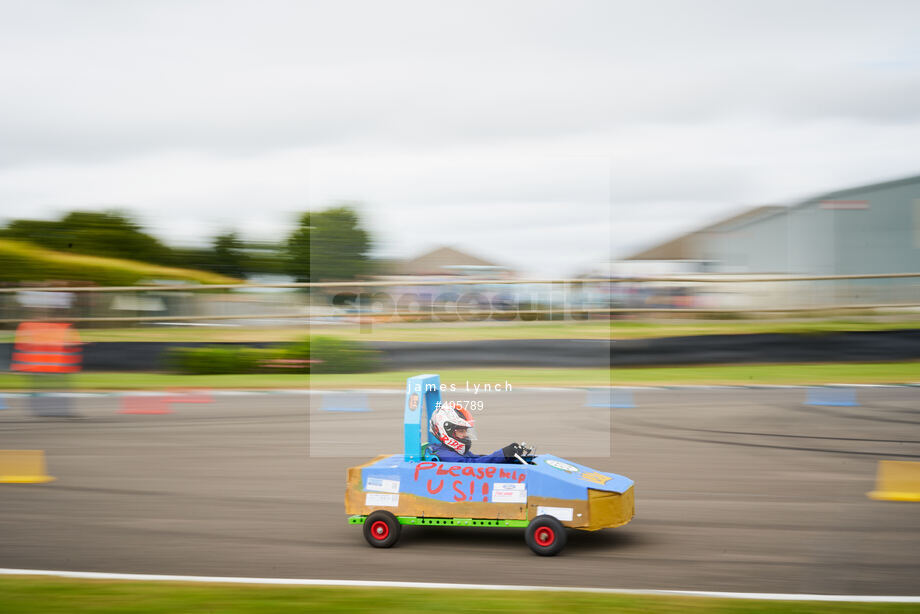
[11,322,82,374]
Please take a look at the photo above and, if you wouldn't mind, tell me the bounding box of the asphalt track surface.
[1,386,919,595]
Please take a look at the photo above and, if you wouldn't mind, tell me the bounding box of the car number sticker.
[492,482,526,503]
[365,493,399,507]
[366,477,400,493]
[537,506,574,521]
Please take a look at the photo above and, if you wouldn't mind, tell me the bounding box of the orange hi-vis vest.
[11,322,82,374]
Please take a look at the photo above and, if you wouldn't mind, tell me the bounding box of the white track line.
[0,569,917,602]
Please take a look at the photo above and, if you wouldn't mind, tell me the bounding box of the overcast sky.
[2,0,920,276]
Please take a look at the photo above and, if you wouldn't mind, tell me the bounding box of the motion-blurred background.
[2,0,920,453]
[1,171,918,381]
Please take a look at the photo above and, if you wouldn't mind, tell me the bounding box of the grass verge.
[608,361,920,386]
[0,362,918,390]
[3,318,917,343]
[0,368,610,390]
[0,578,917,614]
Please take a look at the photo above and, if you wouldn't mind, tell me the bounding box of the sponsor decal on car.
[545,459,578,474]
[365,493,399,507]
[492,482,527,503]
[366,477,400,493]
[537,506,574,521]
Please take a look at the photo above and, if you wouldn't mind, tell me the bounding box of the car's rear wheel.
[363,510,401,548]
[525,515,566,556]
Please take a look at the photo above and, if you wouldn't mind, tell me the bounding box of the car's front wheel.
[525,515,566,556]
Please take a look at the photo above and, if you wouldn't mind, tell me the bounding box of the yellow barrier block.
[0,450,56,484]
[867,461,920,502]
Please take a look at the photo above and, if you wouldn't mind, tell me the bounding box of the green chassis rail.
[348,515,529,528]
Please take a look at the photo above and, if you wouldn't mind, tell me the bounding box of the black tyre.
[525,515,566,556]
[363,510,401,548]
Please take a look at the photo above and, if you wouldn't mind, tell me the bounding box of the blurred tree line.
[0,206,372,282]
[285,207,370,282]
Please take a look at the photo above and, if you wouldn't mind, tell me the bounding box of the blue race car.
[346,374,634,555]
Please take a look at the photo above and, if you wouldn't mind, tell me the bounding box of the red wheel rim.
[370,520,390,540]
[535,526,555,547]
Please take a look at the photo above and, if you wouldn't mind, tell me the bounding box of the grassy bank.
[0,239,238,286]
[0,362,918,390]
[0,578,917,614]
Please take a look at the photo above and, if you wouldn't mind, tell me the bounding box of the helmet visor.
[450,425,477,441]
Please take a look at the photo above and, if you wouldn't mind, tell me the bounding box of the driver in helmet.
[427,401,529,463]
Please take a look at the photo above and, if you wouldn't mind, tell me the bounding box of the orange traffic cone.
[166,388,213,404]
[118,394,172,415]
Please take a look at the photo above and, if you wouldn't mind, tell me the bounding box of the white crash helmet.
[430,401,477,455]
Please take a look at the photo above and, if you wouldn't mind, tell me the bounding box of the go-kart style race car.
[345,374,634,555]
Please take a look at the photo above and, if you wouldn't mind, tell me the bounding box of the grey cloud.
[2,1,920,167]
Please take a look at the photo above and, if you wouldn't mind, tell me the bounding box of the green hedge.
[307,336,378,374]
[165,336,378,375]
[165,346,285,374]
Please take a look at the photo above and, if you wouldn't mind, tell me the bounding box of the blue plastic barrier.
[586,387,635,409]
[29,392,76,417]
[320,392,371,413]
[805,386,859,407]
